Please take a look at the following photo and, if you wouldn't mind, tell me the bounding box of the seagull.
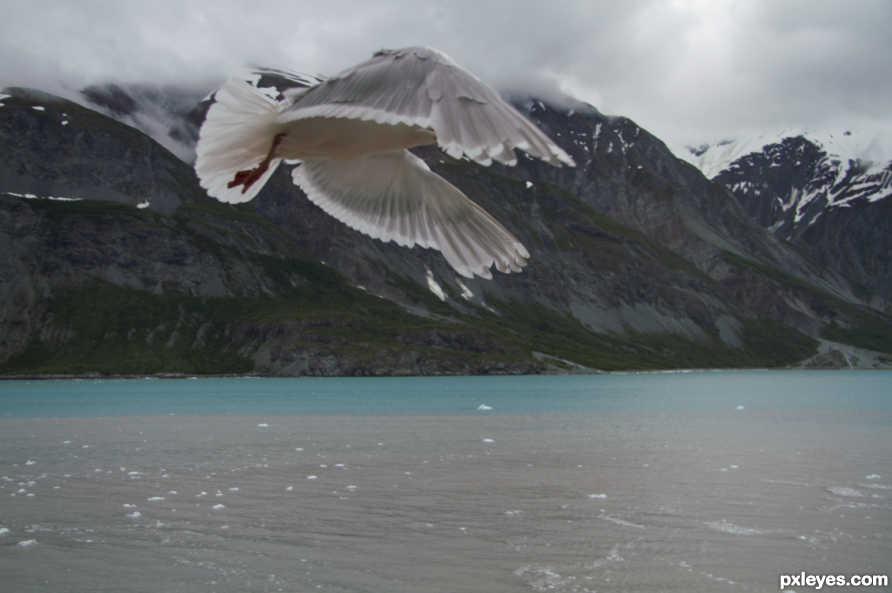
[195,46,574,279]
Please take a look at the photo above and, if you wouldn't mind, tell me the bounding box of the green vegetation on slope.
[723,250,892,355]
[0,197,824,376]
[0,263,527,376]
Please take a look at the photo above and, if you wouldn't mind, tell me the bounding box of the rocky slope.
[1,82,890,376]
[675,131,892,305]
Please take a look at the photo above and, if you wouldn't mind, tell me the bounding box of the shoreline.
[2,366,889,382]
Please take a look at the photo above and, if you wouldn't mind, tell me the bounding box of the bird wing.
[292,150,530,279]
[278,47,574,168]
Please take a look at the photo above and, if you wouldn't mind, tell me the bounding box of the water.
[1,371,890,592]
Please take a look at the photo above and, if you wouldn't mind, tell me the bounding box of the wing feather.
[292,150,528,278]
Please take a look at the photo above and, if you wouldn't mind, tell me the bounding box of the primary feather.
[194,46,573,279]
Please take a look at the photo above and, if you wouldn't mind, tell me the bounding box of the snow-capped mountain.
[674,129,891,233]
[674,130,892,303]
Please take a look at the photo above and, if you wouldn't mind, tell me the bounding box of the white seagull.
[195,46,574,279]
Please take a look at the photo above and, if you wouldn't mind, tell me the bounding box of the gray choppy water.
[1,373,890,592]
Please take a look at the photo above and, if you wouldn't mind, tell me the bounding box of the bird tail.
[194,78,284,203]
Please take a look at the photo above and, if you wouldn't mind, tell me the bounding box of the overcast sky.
[2,0,891,149]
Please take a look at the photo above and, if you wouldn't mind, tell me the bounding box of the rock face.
[1,82,890,376]
[677,131,892,305]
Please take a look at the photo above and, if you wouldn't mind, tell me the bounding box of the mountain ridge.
[1,80,890,376]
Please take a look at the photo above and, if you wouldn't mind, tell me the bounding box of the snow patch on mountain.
[671,128,892,238]
[672,128,892,180]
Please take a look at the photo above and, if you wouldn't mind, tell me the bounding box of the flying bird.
[195,46,574,279]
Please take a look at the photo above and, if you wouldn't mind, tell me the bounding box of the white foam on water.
[514,564,575,592]
[307,475,317,480]
[866,474,881,480]
[828,486,863,497]
[62,441,71,444]
[257,424,268,427]
[17,539,37,547]
[347,485,356,490]
[505,510,524,515]
[482,438,494,443]
[736,405,745,410]
[295,448,304,451]
[147,497,165,501]
[0,527,9,536]
[599,514,645,529]
[25,460,36,466]
[861,482,892,490]
[229,487,239,491]
[588,493,607,499]
[123,504,135,508]
[705,519,770,535]
[32,106,45,111]
[167,491,177,495]
[127,512,141,518]
[286,486,293,491]
[213,504,224,510]
[606,545,625,562]
[478,404,492,410]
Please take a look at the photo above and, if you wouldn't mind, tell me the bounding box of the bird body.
[195,46,573,279]
[276,116,437,161]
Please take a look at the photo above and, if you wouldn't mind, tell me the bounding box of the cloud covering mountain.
[3,0,891,150]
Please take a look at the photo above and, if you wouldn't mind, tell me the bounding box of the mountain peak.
[673,128,892,180]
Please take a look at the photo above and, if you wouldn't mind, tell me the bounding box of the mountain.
[76,69,322,164]
[1,80,891,377]
[674,130,892,306]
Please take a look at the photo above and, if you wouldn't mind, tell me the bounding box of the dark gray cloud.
[2,0,890,150]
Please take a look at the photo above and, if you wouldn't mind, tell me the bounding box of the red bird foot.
[227,133,286,194]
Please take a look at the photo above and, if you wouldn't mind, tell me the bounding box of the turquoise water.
[2,370,890,417]
[1,371,890,592]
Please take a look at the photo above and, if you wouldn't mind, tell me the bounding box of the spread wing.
[292,150,530,279]
[278,46,574,168]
